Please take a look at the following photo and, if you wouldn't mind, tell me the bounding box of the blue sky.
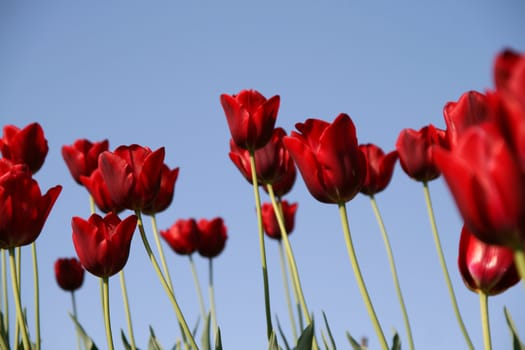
[1,1,524,349]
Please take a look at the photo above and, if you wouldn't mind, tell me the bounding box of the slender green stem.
[513,249,525,286]
[208,259,218,338]
[278,241,298,342]
[31,243,41,350]
[151,215,175,291]
[369,195,415,350]
[422,182,474,350]
[479,292,492,350]
[119,270,137,350]
[135,210,199,350]
[102,277,115,350]
[89,195,96,215]
[14,248,21,350]
[71,291,82,350]
[338,203,388,350]
[8,248,30,350]
[248,151,273,339]
[2,249,8,339]
[189,255,207,322]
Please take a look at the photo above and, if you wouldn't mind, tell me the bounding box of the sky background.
[1,1,524,349]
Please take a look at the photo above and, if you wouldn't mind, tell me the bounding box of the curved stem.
[513,249,525,286]
[8,248,30,350]
[208,259,218,338]
[370,195,415,350]
[479,292,492,350]
[31,242,41,350]
[71,291,82,350]
[135,210,199,350]
[2,250,8,339]
[422,182,474,350]
[248,151,273,339]
[151,215,175,291]
[119,270,137,350]
[278,241,298,342]
[338,203,388,350]
[189,255,207,322]
[102,277,115,350]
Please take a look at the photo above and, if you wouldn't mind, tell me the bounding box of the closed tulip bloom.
[359,144,398,196]
[160,218,200,255]
[62,139,109,184]
[263,155,296,197]
[458,226,519,295]
[262,200,298,240]
[220,89,280,151]
[0,122,48,174]
[283,113,366,204]
[0,166,62,249]
[197,217,228,258]
[396,124,448,182]
[80,168,125,214]
[493,49,521,91]
[98,144,165,211]
[142,164,180,215]
[72,213,137,278]
[54,258,85,292]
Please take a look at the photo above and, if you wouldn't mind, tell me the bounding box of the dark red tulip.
[72,213,137,278]
[262,200,298,240]
[396,124,448,182]
[0,122,48,173]
[62,139,109,184]
[0,166,62,249]
[98,144,165,211]
[197,217,228,258]
[359,144,398,196]
[263,154,296,197]
[283,113,366,204]
[494,49,521,91]
[458,225,519,295]
[142,164,179,215]
[220,89,280,151]
[160,218,200,255]
[54,258,85,292]
[80,168,125,214]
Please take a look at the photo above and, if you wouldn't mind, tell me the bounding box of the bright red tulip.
[72,213,137,278]
[54,258,85,292]
[262,200,298,240]
[283,113,366,204]
[80,168,125,214]
[359,144,398,196]
[396,124,448,182]
[62,139,109,184]
[0,122,48,173]
[0,166,62,249]
[142,164,179,215]
[161,218,200,255]
[197,217,228,258]
[458,225,519,295]
[98,144,165,211]
[220,89,280,151]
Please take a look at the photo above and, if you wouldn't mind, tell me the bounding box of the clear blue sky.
[1,1,524,349]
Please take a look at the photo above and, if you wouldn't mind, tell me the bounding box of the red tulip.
[80,168,125,214]
[359,144,398,196]
[0,166,62,249]
[262,154,296,197]
[494,49,521,91]
[283,113,366,204]
[98,144,165,211]
[0,122,48,173]
[197,217,228,258]
[458,225,519,295]
[220,89,280,151]
[142,164,180,215]
[262,200,298,240]
[54,258,85,292]
[396,124,448,182]
[62,139,109,184]
[72,213,137,278]
[160,218,200,255]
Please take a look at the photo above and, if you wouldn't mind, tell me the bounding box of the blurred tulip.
[262,200,298,240]
[54,258,85,292]
[359,144,398,195]
[161,218,200,255]
[197,217,228,258]
[142,164,180,215]
[62,139,109,184]
[0,122,48,173]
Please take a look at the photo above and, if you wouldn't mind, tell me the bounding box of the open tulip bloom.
[1,50,525,350]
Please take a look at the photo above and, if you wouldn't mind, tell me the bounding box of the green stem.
[119,270,137,350]
[151,215,175,291]
[278,241,298,342]
[248,151,273,339]
[189,255,207,322]
[135,210,199,350]
[479,292,492,350]
[2,249,8,339]
[89,195,96,215]
[338,203,388,350]
[71,291,82,350]
[8,248,30,350]
[422,182,474,350]
[102,277,115,350]
[208,259,218,338]
[513,249,525,286]
[369,195,415,350]
[31,243,41,350]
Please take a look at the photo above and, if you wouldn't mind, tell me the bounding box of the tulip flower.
[197,217,228,258]
[0,122,48,173]
[359,144,398,195]
[262,200,298,240]
[262,154,296,197]
[458,225,519,295]
[62,139,109,184]
[72,213,138,278]
[80,168,125,214]
[493,49,521,91]
[0,166,62,249]
[142,164,179,215]
[220,89,280,151]
[283,113,366,204]
[98,144,165,211]
[54,258,85,292]
[161,218,200,255]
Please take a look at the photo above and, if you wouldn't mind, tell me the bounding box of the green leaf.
[346,332,364,350]
[0,311,10,350]
[201,312,211,350]
[121,330,133,350]
[192,316,201,338]
[322,311,337,350]
[275,316,290,350]
[504,307,525,350]
[390,331,401,350]
[214,327,223,350]
[294,322,314,350]
[69,313,99,350]
[148,326,164,350]
[268,330,280,350]
[321,330,330,350]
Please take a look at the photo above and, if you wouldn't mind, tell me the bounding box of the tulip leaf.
[321,330,330,350]
[294,322,314,350]
[390,331,401,350]
[201,312,211,350]
[121,329,138,350]
[148,326,164,350]
[214,327,223,350]
[0,311,10,350]
[346,332,365,350]
[504,307,525,350]
[275,316,291,350]
[322,311,337,350]
[192,316,201,337]
[69,313,99,350]
[268,330,280,350]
